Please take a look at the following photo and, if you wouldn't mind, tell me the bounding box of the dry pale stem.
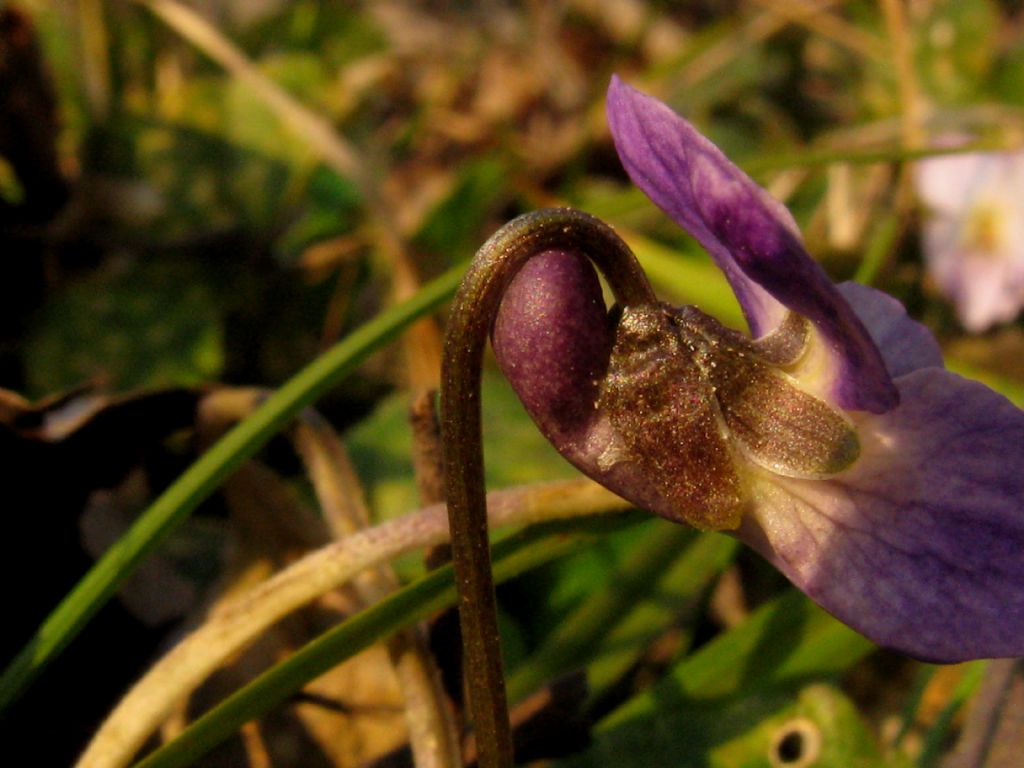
[879,0,923,212]
[295,415,461,768]
[76,479,627,768]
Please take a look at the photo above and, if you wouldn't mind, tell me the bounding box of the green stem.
[0,263,464,713]
[440,208,655,768]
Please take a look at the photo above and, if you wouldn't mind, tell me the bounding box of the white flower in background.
[916,149,1024,332]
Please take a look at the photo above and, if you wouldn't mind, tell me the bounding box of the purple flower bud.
[493,250,611,450]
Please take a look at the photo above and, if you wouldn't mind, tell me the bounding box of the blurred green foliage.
[26,257,223,392]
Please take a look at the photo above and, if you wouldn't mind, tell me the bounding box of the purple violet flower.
[916,147,1024,332]
[492,77,1024,663]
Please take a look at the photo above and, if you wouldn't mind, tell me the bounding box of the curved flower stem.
[441,208,656,768]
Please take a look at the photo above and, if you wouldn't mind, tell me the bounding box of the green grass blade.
[744,140,1013,175]
[0,263,464,712]
[600,589,874,731]
[583,533,739,700]
[918,660,987,767]
[506,526,738,704]
[853,211,901,286]
[133,512,643,768]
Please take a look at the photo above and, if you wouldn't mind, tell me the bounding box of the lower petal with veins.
[738,367,1024,662]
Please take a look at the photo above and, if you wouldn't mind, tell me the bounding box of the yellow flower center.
[962,201,1007,256]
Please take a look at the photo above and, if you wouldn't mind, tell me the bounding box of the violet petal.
[607,76,897,414]
[738,368,1024,662]
[838,281,944,378]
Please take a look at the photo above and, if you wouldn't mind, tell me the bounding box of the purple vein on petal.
[606,76,898,414]
[739,368,1024,662]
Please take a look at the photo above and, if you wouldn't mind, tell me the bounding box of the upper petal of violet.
[606,76,897,414]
